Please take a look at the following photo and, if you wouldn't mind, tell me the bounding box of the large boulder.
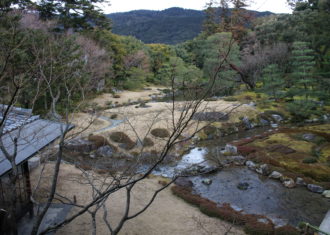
[256,164,271,176]
[65,138,96,152]
[271,114,283,123]
[225,144,238,155]
[322,190,330,198]
[96,145,114,158]
[269,171,283,180]
[295,177,306,186]
[181,165,201,176]
[193,112,229,122]
[259,118,270,126]
[302,133,315,141]
[282,178,295,188]
[237,182,249,190]
[198,166,219,174]
[242,116,254,129]
[202,178,212,185]
[307,184,324,193]
[245,160,256,170]
[232,155,246,166]
[175,178,193,188]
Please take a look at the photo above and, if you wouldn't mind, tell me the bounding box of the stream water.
[152,127,330,227]
[94,116,125,133]
[192,167,330,227]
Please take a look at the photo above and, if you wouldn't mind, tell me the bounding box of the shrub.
[151,128,170,138]
[158,180,168,186]
[161,88,171,94]
[171,185,207,206]
[244,221,274,235]
[286,100,319,122]
[204,97,218,101]
[109,132,135,150]
[88,135,109,147]
[110,132,131,143]
[96,169,109,175]
[110,114,118,119]
[302,157,317,164]
[142,137,154,147]
[106,101,113,107]
[203,125,218,136]
[223,97,238,102]
[200,202,246,225]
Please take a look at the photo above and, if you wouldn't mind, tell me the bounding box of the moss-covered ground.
[244,128,330,185]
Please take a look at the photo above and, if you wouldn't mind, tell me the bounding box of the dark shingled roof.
[0,106,73,176]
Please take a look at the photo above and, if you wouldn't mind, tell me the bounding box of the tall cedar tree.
[37,0,111,30]
[230,0,252,41]
[203,0,219,35]
[203,0,252,41]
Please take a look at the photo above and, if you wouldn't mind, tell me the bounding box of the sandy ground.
[90,86,166,108]
[93,100,257,153]
[69,112,110,136]
[31,163,244,235]
[69,89,258,155]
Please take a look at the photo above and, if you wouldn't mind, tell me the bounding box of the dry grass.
[30,163,244,235]
[89,86,165,108]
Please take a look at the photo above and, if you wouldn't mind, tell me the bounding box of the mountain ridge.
[107,7,273,44]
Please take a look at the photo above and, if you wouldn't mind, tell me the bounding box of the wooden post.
[23,162,34,217]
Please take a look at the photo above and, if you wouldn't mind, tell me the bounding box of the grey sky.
[101,0,291,14]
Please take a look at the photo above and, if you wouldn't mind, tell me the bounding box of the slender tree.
[260,64,285,100]
[203,0,219,36]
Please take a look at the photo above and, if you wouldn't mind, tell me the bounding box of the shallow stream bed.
[153,127,330,227]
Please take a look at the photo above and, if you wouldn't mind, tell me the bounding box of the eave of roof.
[0,119,74,176]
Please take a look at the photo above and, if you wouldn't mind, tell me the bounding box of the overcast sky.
[101,0,292,14]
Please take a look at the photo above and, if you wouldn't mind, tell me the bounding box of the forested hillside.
[107,7,273,44]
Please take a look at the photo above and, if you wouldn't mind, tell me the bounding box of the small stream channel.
[94,116,125,133]
[152,127,330,227]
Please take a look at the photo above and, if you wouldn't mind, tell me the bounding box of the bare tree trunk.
[30,130,68,234]
[91,213,97,235]
[48,89,61,120]
[6,178,18,235]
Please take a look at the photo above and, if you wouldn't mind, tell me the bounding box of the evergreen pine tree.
[261,64,285,100]
[288,41,316,100]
